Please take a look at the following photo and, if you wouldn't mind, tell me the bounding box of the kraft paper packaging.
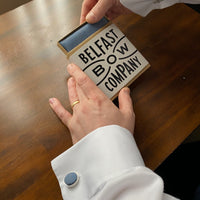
[58,17,150,100]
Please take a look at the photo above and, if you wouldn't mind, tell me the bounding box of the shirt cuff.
[120,0,181,16]
[51,125,144,199]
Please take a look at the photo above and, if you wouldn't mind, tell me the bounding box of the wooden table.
[0,0,200,199]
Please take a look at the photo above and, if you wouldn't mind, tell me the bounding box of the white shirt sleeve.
[51,125,178,200]
[120,0,200,16]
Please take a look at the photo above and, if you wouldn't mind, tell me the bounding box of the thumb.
[118,87,134,117]
[86,0,113,23]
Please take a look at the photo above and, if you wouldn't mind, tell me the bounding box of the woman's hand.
[49,63,135,144]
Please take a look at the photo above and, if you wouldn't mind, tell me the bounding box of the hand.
[80,0,132,24]
[49,63,135,144]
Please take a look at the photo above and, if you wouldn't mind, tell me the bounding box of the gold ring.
[71,100,80,108]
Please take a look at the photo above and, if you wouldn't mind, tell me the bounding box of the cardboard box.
[58,17,150,100]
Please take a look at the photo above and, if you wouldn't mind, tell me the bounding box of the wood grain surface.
[0,0,200,199]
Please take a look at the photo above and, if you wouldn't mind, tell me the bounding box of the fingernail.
[86,11,97,23]
[67,64,73,71]
[68,77,75,85]
[49,98,55,105]
[123,87,130,94]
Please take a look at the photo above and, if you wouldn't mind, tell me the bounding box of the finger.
[68,77,79,106]
[86,0,113,23]
[80,0,97,24]
[75,82,87,101]
[67,63,105,100]
[49,98,72,126]
[118,87,134,116]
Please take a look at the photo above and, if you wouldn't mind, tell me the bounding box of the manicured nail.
[67,64,73,71]
[49,98,55,105]
[86,11,97,23]
[123,87,130,94]
[68,77,75,84]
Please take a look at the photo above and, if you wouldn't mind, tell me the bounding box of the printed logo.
[70,24,148,98]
